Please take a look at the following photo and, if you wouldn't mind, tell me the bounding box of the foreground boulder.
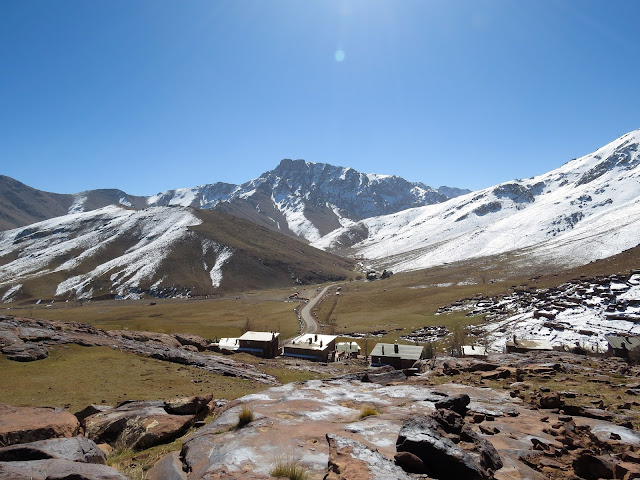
[0,436,106,464]
[0,405,80,446]
[326,434,412,480]
[395,410,502,479]
[83,398,208,450]
[0,459,128,479]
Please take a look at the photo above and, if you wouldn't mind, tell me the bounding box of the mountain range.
[314,128,640,274]
[1,128,639,301]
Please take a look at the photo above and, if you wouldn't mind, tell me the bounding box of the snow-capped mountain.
[146,159,470,242]
[314,129,640,273]
[0,206,353,302]
[1,162,469,244]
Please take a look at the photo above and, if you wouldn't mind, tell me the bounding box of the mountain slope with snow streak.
[0,206,353,302]
[314,128,640,273]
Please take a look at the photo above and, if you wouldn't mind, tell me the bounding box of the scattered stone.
[572,452,616,480]
[362,366,407,384]
[435,393,471,415]
[539,392,563,409]
[0,405,80,446]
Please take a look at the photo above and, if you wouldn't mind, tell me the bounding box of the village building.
[605,334,640,359]
[238,331,280,358]
[214,337,240,353]
[213,331,280,358]
[461,345,487,358]
[370,343,423,370]
[336,341,360,359]
[282,333,337,362]
[505,337,553,353]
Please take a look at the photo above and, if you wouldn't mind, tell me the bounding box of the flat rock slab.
[179,379,524,479]
[0,404,80,446]
[0,458,129,479]
[0,436,106,464]
[326,434,412,480]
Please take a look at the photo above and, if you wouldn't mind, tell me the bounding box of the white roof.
[462,345,487,356]
[239,331,279,342]
[370,343,423,360]
[217,338,240,350]
[285,334,337,351]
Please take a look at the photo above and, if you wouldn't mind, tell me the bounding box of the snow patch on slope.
[202,240,234,288]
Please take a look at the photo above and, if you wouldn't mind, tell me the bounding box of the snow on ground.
[202,240,234,288]
[271,193,321,242]
[440,272,640,352]
[68,194,86,214]
[1,284,22,302]
[0,206,204,299]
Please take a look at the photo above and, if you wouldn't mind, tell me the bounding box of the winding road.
[299,284,335,334]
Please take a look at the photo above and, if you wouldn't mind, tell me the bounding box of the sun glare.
[334,49,346,62]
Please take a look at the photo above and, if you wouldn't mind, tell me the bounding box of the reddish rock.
[539,392,563,409]
[0,405,80,446]
[327,434,412,480]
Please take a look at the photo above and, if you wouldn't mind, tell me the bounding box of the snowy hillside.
[0,205,353,302]
[314,129,640,273]
[146,159,470,242]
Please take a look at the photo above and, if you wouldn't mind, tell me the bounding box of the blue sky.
[1,0,639,195]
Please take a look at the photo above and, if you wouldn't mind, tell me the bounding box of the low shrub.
[359,405,379,418]
[270,456,309,480]
[236,406,254,428]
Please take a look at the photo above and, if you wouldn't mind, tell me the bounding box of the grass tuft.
[359,405,380,418]
[236,406,255,428]
[270,456,309,480]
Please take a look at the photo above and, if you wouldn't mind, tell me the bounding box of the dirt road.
[299,284,335,334]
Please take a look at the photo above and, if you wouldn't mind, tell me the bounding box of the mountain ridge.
[314,128,640,273]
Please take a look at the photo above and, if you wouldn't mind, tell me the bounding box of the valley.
[2,129,640,480]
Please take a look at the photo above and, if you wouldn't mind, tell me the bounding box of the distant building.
[282,334,337,362]
[238,331,280,358]
[216,337,240,352]
[505,336,553,353]
[605,334,640,359]
[214,331,280,358]
[370,343,423,370]
[336,341,360,359]
[461,345,487,357]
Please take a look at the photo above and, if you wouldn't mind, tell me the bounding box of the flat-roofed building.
[461,345,487,358]
[238,331,280,358]
[336,341,361,359]
[370,343,423,370]
[605,334,640,359]
[282,333,337,362]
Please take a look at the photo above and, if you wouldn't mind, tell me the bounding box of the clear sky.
[1,0,639,196]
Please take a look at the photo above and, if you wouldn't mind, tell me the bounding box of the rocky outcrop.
[326,434,412,480]
[0,405,80,446]
[0,436,106,464]
[0,459,129,479]
[83,396,214,450]
[396,409,502,479]
[0,316,278,384]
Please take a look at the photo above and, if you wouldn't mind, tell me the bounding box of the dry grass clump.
[270,456,309,480]
[236,406,255,428]
[359,405,380,418]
